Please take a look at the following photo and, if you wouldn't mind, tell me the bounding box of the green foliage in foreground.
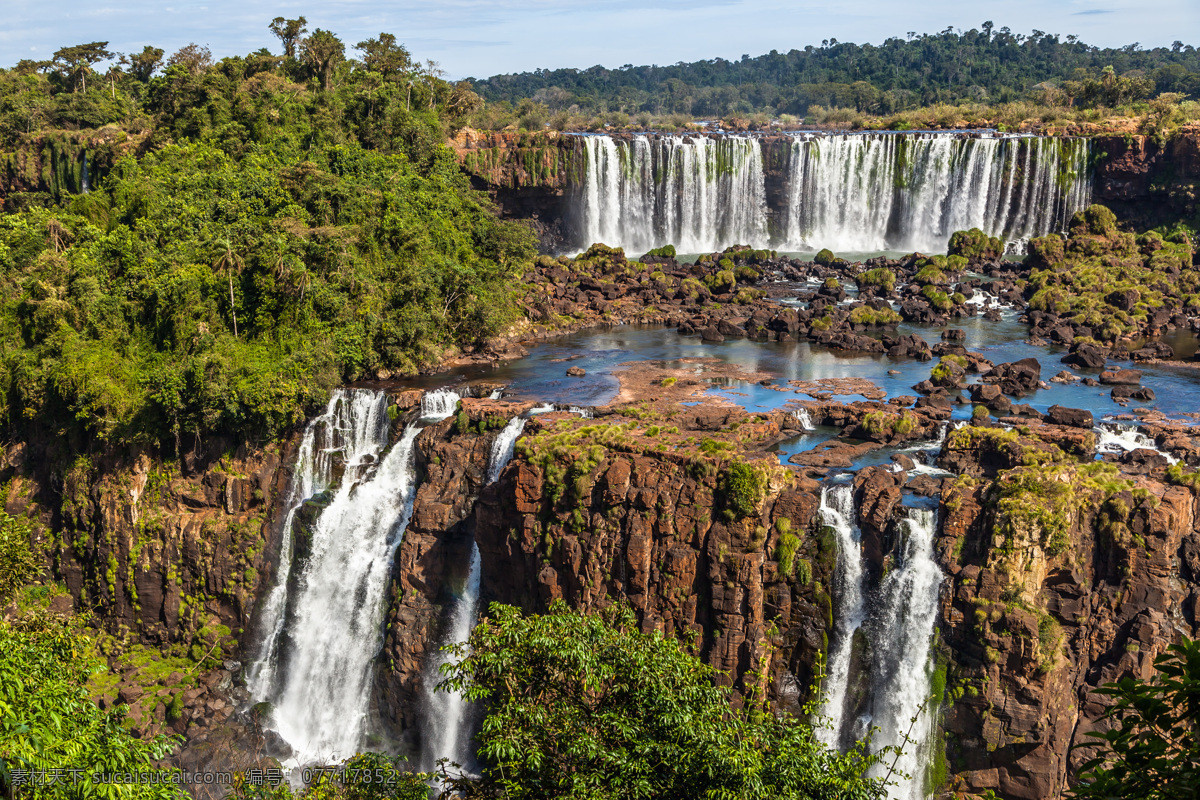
[0,620,184,799]
[0,139,534,449]
[1074,637,1200,800]
[0,512,38,605]
[440,601,890,800]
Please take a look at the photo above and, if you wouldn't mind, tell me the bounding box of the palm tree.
[208,238,244,336]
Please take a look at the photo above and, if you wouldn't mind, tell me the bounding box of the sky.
[3,0,1199,80]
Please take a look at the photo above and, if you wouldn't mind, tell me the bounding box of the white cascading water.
[574,132,1090,254]
[783,133,1090,253]
[422,417,528,769]
[422,389,461,421]
[1095,423,1178,464]
[794,407,816,431]
[247,389,384,698]
[861,508,944,800]
[580,134,769,253]
[816,485,867,747]
[251,389,423,765]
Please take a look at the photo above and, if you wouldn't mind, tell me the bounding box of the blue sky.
[3,0,1198,80]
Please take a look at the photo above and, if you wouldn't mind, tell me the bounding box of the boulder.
[1062,343,1108,369]
[981,358,1041,397]
[566,366,586,377]
[1046,405,1094,428]
[1099,369,1143,385]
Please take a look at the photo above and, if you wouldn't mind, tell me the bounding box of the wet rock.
[1050,370,1079,383]
[565,366,586,376]
[1112,385,1156,401]
[1099,369,1143,385]
[1062,343,1108,369]
[1046,405,1094,428]
[981,358,1041,397]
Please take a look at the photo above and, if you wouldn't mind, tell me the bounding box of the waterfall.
[863,508,944,800]
[782,133,1090,253]
[579,134,769,253]
[486,418,528,484]
[573,132,1090,254]
[422,545,481,770]
[422,417,527,770]
[247,389,391,698]
[1095,422,1177,463]
[250,389,423,764]
[817,485,867,747]
[421,389,461,421]
[794,407,815,431]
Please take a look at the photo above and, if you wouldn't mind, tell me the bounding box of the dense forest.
[0,20,534,454]
[469,24,1200,119]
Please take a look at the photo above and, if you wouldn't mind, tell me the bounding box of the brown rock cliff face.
[3,438,293,654]
[472,410,832,712]
[1092,131,1200,231]
[934,449,1200,799]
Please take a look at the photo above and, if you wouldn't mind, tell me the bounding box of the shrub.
[949,228,1004,261]
[776,533,801,578]
[849,305,902,326]
[856,267,896,292]
[0,513,39,606]
[644,244,676,258]
[719,461,765,519]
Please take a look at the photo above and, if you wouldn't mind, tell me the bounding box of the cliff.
[0,126,151,210]
[931,424,1200,799]
[1092,129,1200,230]
[1,430,296,782]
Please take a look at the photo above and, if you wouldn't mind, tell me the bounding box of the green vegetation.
[0,511,38,605]
[860,410,918,437]
[438,601,891,800]
[0,619,184,799]
[775,533,801,579]
[848,305,902,326]
[468,26,1200,133]
[992,461,1132,557]
[856,267,896,292]
[1025,205,1196,343]
[643,244,676,258]
[719,461,765,519]
[1075,637,1200,800]
[814,248,836,266]
[949,228,1004,262]
[0,22,534,452]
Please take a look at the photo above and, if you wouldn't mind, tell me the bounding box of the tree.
[129,45,164,82]
[355,33,410,78]
[51,42,114,92]
[439,601,889,800]
[269,16,308,60]
[167,43,212,75]
[208,237,244,336]
[0,620,184,799]
[1074,638,1200,800]
[302,29,345,91]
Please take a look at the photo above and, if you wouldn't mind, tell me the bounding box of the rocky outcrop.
[1092,130,1200,231]
[933,426,1200,799]
[375,399,521,753]
[473,406,834,713]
